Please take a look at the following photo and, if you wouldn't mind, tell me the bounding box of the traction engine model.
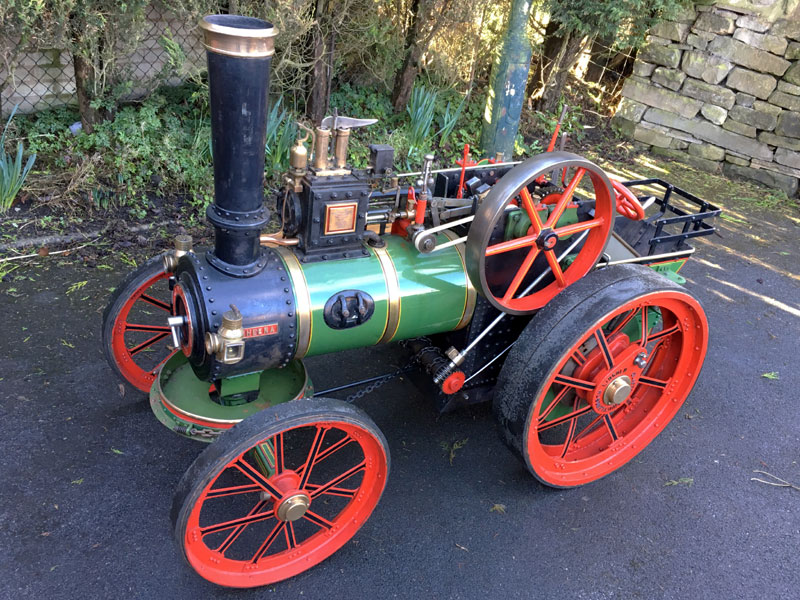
[102,15,721,588]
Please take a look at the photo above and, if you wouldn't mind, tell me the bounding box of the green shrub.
[0,105,37,213]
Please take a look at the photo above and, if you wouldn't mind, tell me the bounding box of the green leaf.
[761,371,779,380]
[664,477,694,487]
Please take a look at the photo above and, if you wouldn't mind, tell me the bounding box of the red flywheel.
[466,151,616,315]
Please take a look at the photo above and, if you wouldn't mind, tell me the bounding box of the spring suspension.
[403,338,466,395]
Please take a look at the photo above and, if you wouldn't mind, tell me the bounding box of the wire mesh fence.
[0,4,206,117]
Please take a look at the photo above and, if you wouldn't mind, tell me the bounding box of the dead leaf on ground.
[490,503,507,514]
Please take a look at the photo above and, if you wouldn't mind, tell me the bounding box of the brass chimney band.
[199,15,277,58]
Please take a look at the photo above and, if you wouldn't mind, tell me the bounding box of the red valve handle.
[611,179,645,221]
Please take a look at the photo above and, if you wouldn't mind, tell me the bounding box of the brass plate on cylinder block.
[324,202,358,235]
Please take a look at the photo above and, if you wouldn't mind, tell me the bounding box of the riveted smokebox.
[199,15,277,277]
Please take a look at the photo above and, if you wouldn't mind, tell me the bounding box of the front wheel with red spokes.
[493,264,708,488]
[171,398,390,588]
[102,254,177,392]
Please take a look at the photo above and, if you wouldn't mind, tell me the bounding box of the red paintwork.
[109,270,177,392]
[611,179,645,220]
[182,420,388,587]
[484,170,614,313]
[523,290,708,486]
[442,371,466,395]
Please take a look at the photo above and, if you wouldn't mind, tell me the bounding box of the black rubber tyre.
[171,398,390,588]
[101,254,175,392]
[493,264,708,488]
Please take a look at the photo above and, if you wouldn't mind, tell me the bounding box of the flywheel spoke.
[502,246,541,302]
[519,187,544,233]
[546,168,585,228]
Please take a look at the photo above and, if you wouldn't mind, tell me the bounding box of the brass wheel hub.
[603,375,632,406]
[276,492,311,522]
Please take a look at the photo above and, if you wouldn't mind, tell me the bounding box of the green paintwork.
[384,234,468,342]
[150,352,313,441]
[300,234,468,356]
[219,371,262,405]
[504,206,580,241]
[648,259,687,285]
[300,250,389,356]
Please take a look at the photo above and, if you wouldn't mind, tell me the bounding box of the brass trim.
[333,127,351,168]
[374,245,401,344]
[442,229,476,330]
[199,15,277,58]
[324,202,358,235]
[275,247,312,358]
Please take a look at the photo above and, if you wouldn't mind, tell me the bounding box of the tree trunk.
[391,0,423,111]
[531,27,585,114]
[526,19,562,99]
[72,52,102,134]
[306,0,335,124]
[391,44,423,111]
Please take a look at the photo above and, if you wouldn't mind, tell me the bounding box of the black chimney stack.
[199,15,276,277]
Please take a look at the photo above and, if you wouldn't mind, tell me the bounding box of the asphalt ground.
[1,199,799,599]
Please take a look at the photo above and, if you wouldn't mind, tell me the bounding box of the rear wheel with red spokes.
[171,398,390,588]
[466,151,616,316]
[493,264,708,487]
[102,255,177,392]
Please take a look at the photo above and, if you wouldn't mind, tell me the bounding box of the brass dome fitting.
[163,234,194,273]
[205,304,245,364]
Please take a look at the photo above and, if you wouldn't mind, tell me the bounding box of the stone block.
[786,42,800,61]
[633,61,656,77]
[644,107,774,160]
[723,163,799,196]
[772,19,800,41]
[615,97,648,123]
[708,36,790,76]
[701,103,728,125]
[682,77,736,109]
[622,77,703,118]
[775,111,800,137]
[612,115,636,138]
[673,4,698,22]
[671,138,690,150]
[777,80,800,95]
[694,12,735,35]
[723,119,757,137]
[775,147,800,169]
[728,101,781,130]
[736,92,755,107]
[634,123,673,147]
[725,68,777,99]
[732,29,788,56]
[639,43,682,68]
[687,33,710,50]
[689,142,726,161]
[652,146,722,172]
[751,159,800,179]
[681,50,733,84]
[725,154,750,165]
[782,62,800,86]
[651,21,690,42]
[652,67,687,90]
[646,35,672,46]
[759,131,800,151]
[735,14,770,32]
[768,91,800,111]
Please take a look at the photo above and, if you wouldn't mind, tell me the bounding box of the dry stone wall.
[614,1,800,196]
